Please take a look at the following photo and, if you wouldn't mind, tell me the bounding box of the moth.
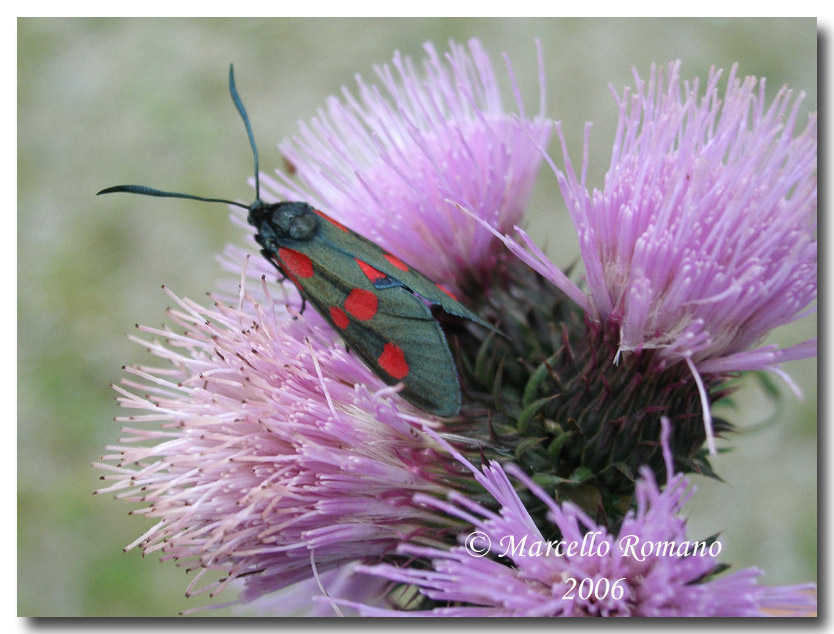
[99,66,489,417]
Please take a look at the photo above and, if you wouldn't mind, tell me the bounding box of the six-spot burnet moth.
[98,65,490,417]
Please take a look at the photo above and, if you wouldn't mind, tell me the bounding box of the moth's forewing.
[271,239,461,417]
[313,211,490,328]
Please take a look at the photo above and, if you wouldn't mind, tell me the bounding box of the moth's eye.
[290,212,319,240]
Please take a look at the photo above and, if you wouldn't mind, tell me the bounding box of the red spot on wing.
[278,248,314,279]
[437,284,459,301]
[344,288,378,320]
[313,209,349,233]
[356,258,386,283]
[329,306,349,329]
[384,253,409,271]
[378,343,409,379]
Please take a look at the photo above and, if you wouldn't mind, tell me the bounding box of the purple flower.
[97,44,817,616]
[483,61,816,452]
[260,38,551,294]
[96,39,553,606]
[241,563,392,617]
[96,278,466,603]
[343,422,816,617]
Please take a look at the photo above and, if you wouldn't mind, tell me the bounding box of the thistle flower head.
[261,38,551,296]
[96,276,464,603]
[477,60,816,456]
[344,423,816,617]
[96,38,554,606]
[97,47,817,616]
[243,563,393,616]
[506,60,816,373]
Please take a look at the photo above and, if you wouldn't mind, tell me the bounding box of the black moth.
[99,66,490,417]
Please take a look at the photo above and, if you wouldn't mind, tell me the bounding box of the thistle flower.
[343,422,816,617]
[96,39,554,607]
[261,38,551,296]
[480,60,816,454]
[97,43,816,615]
[96,277,469,603]
[244,563,392,617]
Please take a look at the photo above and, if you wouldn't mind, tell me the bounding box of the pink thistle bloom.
[260,38,551,294]
[243,563,392,617]
[484,61,816,452]
[96,275,466,604]
[343,421,816,617]
[96,39,552,608]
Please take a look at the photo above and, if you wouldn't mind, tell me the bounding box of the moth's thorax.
[249,200,319,243]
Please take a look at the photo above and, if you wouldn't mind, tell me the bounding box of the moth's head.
[251,200,319,241]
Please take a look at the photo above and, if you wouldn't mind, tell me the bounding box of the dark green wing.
[312,209,491,329]
[340,288,461,417]
[269,242,461,417]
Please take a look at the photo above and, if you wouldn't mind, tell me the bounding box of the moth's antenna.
[96,65,258,212]
[228,64,260,203]
[96,184,249,209]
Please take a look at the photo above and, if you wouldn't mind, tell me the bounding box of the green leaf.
[473,330,497,382]
[522,361,550,408]
[569,466,594,483]
[546,430,574,459]
[514,436,546,460]
[517,396,554,434]
[609,461,635,482]
[531,473,570,490]
[492,355,505,412]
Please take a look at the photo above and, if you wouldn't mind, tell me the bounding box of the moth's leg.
[260,248,287,282]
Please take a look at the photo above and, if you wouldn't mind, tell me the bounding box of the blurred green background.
[18,18,816,616]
